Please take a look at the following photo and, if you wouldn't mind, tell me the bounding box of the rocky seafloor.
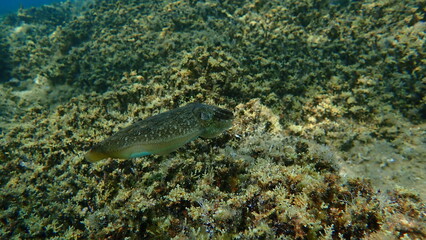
[0,0,425,239]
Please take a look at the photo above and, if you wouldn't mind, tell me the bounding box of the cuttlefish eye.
[200,111,213,121]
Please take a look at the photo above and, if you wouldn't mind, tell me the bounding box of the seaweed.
[0,0,425,238]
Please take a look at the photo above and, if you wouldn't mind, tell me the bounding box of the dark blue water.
[0,0,65,15]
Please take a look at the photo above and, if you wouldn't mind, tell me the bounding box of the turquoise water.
[0,0,65,15]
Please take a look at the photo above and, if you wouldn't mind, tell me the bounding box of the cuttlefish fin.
[85,149,111,162]
[85,133,199,162]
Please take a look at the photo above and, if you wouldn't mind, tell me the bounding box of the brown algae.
[0,0,425,239]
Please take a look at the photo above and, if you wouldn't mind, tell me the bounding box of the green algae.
[0,0,425,239]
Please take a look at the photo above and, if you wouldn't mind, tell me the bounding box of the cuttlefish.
[85,103,233,162]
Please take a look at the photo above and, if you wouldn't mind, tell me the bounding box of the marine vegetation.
[0,0,425,239]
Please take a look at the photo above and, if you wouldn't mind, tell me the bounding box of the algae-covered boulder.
[0,0,424,239]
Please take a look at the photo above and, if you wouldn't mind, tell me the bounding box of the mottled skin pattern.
[85,103,233,162]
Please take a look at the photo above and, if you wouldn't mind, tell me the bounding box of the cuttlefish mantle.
[85,103,233,162]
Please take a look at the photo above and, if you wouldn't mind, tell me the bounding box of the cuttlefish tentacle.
[85,103,233,162]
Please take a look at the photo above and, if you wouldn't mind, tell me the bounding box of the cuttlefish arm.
[85,103,233,162]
